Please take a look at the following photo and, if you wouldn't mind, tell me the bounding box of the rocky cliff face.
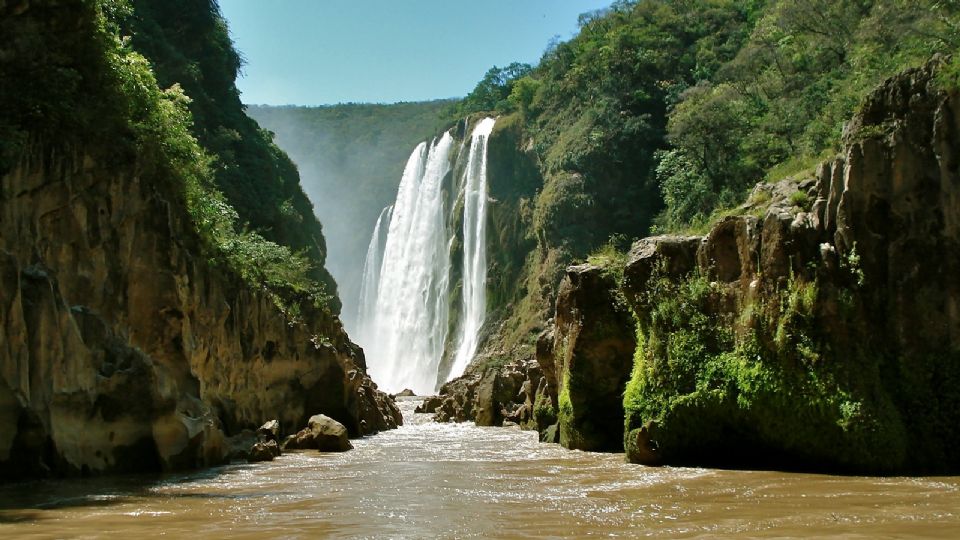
[619,61,959,472]
[0,142,399,480]
[0,1,399,481]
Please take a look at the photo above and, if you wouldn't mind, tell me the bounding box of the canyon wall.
[0,0,399,480]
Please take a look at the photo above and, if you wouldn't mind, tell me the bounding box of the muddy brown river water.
[1,398,958,538]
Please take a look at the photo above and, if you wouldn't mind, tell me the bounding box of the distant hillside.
[247,100,453,329]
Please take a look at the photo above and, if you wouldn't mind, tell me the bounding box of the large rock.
[247,440,280,463]
[414,396,443,414]
[624,236,702,299]
[256,420,280,444]
[224,430,257,462]
[552,264,636,452]
[621,60,960,473]
[283,414,353,452]
[431,355,544,428]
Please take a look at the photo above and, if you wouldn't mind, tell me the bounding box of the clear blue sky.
[218,0,612,105]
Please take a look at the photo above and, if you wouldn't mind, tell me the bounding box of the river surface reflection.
[1,398,958,538]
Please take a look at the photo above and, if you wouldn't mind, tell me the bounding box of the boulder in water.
[415,396,443,414]
[248,440,280,463]
[395,389,417,397]
[282,414,353,452]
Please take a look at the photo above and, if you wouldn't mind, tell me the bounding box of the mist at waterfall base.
[353,118,496,395]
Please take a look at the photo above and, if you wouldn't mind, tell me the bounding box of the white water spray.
[355,204,392,344]
[355,118,496,394]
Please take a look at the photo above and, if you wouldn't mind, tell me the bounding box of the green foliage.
[507,76,542,117]
[466,0,756,357]
[657,0,960,231]
[654,149,716,230]
[533,389,558,431]
[121,0,341,311]
[788,190,812,211]
[586,234,631,285]
[452,63,533,117]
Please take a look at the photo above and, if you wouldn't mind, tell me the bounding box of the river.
[1,398,958,538]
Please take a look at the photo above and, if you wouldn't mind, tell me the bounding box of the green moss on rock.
[624,272,910,472]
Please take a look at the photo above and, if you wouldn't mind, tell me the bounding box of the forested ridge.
[447,0,960,355]
[1,0,340,316]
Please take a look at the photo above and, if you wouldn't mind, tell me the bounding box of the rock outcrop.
[430,358,543,430]
[0,144,399,480]
[620,61,960,472]
[542,264,636,452]
[248,440,280,463]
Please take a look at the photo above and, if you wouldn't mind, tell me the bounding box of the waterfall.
[448,117,496,381]
[355,118,496,394]
[354,204,392,345]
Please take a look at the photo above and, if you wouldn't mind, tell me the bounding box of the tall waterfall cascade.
[449,117,496,380]
[355,204,393,335]
[354,118,496,394]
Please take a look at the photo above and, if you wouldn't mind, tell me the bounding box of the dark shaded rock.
[356,379,403,435]
[697,216,760,284]
[553,264,636,452]
[248,440,279,463]
[415,396,443,414]
[624,422,662,466]
[224,430,257,462]
[394,389,416,397]
[256,420,280,443]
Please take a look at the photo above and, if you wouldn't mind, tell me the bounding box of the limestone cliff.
[601,60,957,472]
[0,1,399,480]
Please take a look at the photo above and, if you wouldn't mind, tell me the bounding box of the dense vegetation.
[0,0,336,316]
[247,101,452,320]
[463,0,960,234]
[460,0,960,361]
[654,0,960,231]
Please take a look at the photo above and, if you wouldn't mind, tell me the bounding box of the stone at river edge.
[257,420,281,444]
[248,440,281,463]
[283,414,353,452]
